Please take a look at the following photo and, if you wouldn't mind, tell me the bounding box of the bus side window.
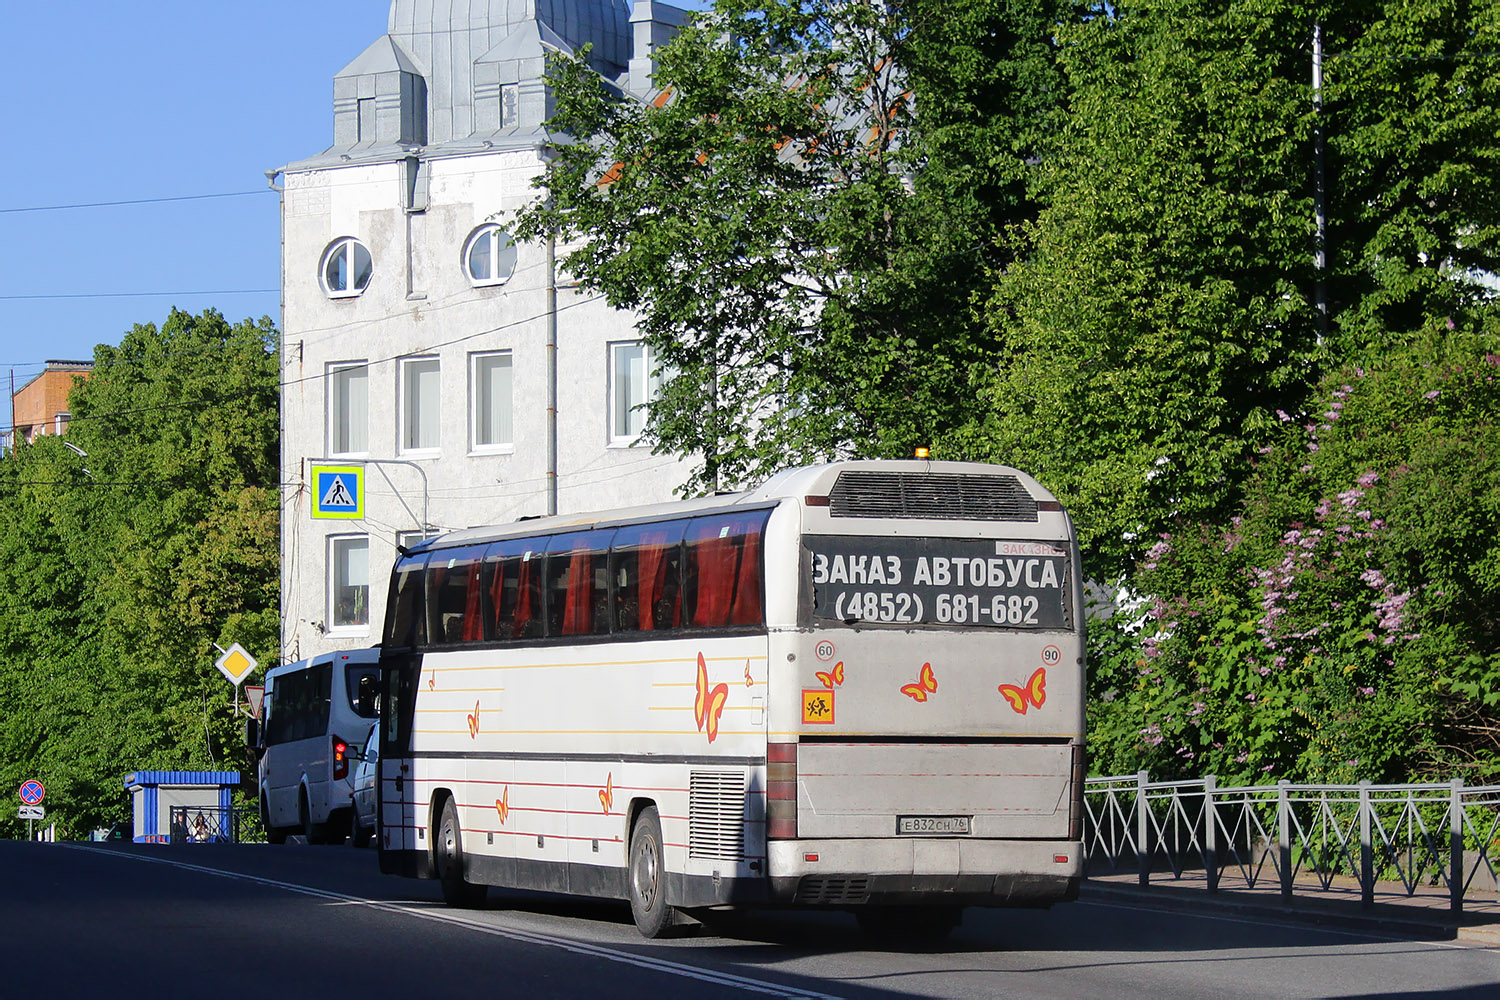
[612,521,686,632]
[426,546,486,646]
[484,541,544,641]
[545,530,613,637]
[684,512,769,628]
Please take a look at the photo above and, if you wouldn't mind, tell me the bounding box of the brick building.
[6,360,93,450]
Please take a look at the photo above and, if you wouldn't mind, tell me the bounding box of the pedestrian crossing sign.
[311,465,364,519]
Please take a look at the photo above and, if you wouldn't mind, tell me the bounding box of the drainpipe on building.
[546,228,558,517]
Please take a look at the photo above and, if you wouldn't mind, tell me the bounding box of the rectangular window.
[482,539,544,641]
[425,545,487,645]
[399,356,441,454]
[610,341,660,443]
[328,362,369,456]
[470,351,514,451]
[683,511,770,628]
[357,98,376,141]
[329,535,370,630]
[612,520,686,632]
[544,530,614,637]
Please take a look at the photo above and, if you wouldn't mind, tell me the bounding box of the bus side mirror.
[244,717,261,751]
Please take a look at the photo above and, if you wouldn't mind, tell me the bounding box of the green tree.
[0,308,280,836]
[959,0,1500,576]
[518,0,1067,491]
[1086,328,1500,783]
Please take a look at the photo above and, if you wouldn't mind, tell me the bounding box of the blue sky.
[0,0,710,392]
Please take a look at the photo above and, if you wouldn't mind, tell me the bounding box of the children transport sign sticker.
[311,465,364,520]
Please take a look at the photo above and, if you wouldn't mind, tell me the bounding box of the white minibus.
[253,648,380,844]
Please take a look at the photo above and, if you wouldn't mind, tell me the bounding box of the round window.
[464,225,518,287]
[322,238,373,297]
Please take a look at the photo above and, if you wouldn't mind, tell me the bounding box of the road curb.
[1078,881,1472,941]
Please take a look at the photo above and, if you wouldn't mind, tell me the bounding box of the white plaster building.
[273,0,692,662]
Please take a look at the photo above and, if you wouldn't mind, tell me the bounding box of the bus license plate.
[898,815,971,836]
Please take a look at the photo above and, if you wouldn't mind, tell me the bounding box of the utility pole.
[1314,23,1328,345]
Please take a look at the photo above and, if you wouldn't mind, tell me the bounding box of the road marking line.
[62,845,839,998]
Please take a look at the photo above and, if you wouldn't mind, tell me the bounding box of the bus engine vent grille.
[796,876,871,905]
[689,770,746,861]
[828,471,1038,522]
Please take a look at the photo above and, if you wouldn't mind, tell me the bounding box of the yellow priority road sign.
[311,464,364,519]
[215,643,258,687]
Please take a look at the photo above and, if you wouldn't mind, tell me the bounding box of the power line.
[0,289,277,301]
[0,291,607,435]
[0,190,268,216]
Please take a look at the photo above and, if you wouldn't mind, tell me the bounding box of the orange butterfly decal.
[467,700,480,739]
[816,661,845,690]
[694,652,730,743]
[901,662,937,702]
[495,786,509,825]
[599,773,614,814]
[999,668,1048,715]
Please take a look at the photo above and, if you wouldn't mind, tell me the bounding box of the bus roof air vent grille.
[827,471,1039,522]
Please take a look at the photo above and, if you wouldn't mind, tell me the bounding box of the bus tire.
[628,805,676,938]
[261,795,287,845]
[856,905,963,945]
[436,796,487,908]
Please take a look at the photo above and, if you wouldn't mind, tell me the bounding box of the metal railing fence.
[167,804,266,845]
[1084,772,1500,915]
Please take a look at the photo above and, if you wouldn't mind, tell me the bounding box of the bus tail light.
[766,742,798,839]
[333,735,350,781]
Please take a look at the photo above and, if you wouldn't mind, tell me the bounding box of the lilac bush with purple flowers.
[1087,330,1500,784]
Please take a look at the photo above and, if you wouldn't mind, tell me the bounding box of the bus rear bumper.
[766,838,1083,907]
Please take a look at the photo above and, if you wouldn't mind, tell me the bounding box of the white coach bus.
[376,460,1086,938]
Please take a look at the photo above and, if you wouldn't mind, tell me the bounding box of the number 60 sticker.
[1041,645,1062,667]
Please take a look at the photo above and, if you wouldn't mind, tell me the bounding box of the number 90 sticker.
[815,640,836,662]
[1041,645,1062,667]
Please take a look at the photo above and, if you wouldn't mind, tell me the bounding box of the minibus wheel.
[261,795,286,845]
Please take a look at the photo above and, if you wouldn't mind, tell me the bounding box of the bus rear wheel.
[436,796,487,908]
[629,806,676,938]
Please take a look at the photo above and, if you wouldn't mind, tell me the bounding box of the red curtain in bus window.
[562,546,592,635]
[636,530,670,631]
[514,557,535,634]
[692,535,737,627]
[461,562,483,641]
[729,529,763,625]
[488,559,507,636]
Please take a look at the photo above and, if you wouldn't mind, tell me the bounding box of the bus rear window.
[346,663,379,718]
[684,511,769,628]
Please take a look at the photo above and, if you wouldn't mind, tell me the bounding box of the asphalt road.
[2,840,1498,999]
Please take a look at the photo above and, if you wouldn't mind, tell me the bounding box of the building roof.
[282,0,658,173]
